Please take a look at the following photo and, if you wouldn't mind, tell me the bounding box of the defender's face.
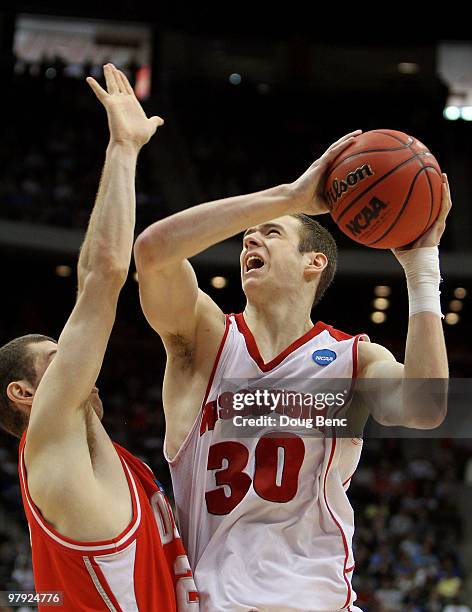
[240,216,306,298]
[30,341,103,419]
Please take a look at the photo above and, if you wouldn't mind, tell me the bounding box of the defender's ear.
[7,381,35,407]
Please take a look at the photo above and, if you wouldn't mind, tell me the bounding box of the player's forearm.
[396,247,448,379]
[78,142,138,289]
[135,183,298,269]
[404,312,448,377]
[398,249,448,427]
[399,313,448,428]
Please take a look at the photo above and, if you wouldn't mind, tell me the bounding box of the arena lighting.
[211,276,228,289]
[454,287,467,299]
[370,311,386,324]
[443,106,461,120]
[55,265,71,277]
[374,285,391,297]
[397,62,419,74]
[449,300,463,313]
[133,271,138,282]
[461,106,472,121]
[445,312,460,325]
[373,298,389,310]
[229,73,242,85]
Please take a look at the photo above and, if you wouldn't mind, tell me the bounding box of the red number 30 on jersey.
[205,433,305,515]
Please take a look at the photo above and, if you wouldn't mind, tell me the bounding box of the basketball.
[324,129,442,249]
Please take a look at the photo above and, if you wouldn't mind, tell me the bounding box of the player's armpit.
[136,256,226,458]
[135,254,225,356]
[356,341,446,429]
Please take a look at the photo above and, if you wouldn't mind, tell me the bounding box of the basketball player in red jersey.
[134,131,450,611]
[0,65,198,611]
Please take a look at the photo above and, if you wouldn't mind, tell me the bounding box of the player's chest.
[221,337,352,380]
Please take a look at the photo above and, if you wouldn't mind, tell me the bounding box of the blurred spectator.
[351,440,468,610]
[443,602,472,612]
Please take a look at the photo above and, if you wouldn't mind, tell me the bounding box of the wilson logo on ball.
[325,163,374,208]
[345,197,387,236]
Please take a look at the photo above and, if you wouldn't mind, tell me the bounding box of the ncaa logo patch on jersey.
[312,349,337,366]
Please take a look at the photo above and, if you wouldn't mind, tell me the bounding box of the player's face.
[30,341,104,420]
[240,216,307,299]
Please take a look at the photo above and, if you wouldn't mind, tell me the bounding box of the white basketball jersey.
[167,313,368,612]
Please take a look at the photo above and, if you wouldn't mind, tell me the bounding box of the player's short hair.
[291,214,337,307]
[0,334,56,438]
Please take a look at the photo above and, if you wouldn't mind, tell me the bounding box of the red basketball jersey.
[19,434,199,611]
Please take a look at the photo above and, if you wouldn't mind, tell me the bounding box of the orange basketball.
[324,129,442,248]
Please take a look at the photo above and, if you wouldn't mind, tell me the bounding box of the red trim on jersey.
[323,333,365,609]
[352,332,369,374]
[19,435,141,553]
[352,335,360,379]
[202,315,231,407]
[324,326,354,342]
[331,333,364,421]
[342,475,353,487]
[85,556,123,610]
[234,313,335,372]
[323,437,352,609]
[166,314,231,466]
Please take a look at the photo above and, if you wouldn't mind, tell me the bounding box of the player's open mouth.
[245,255,265,274]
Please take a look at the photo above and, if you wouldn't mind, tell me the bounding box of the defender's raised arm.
[23,64,162,519]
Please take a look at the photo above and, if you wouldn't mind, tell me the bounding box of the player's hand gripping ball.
[324,129,442,248]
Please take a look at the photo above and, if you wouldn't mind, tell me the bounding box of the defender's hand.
[393,173,451,255]
[289,130,362,215]
[86,63,163,150]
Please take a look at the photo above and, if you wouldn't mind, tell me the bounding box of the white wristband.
[395,246,443,317]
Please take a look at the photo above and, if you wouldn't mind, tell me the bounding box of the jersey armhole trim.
[165,314,231,467]
[19,444,142,552]
[324,333,364,607]
[323,436,353,608]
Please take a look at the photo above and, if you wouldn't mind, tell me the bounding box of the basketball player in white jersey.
[134,130,450,611]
